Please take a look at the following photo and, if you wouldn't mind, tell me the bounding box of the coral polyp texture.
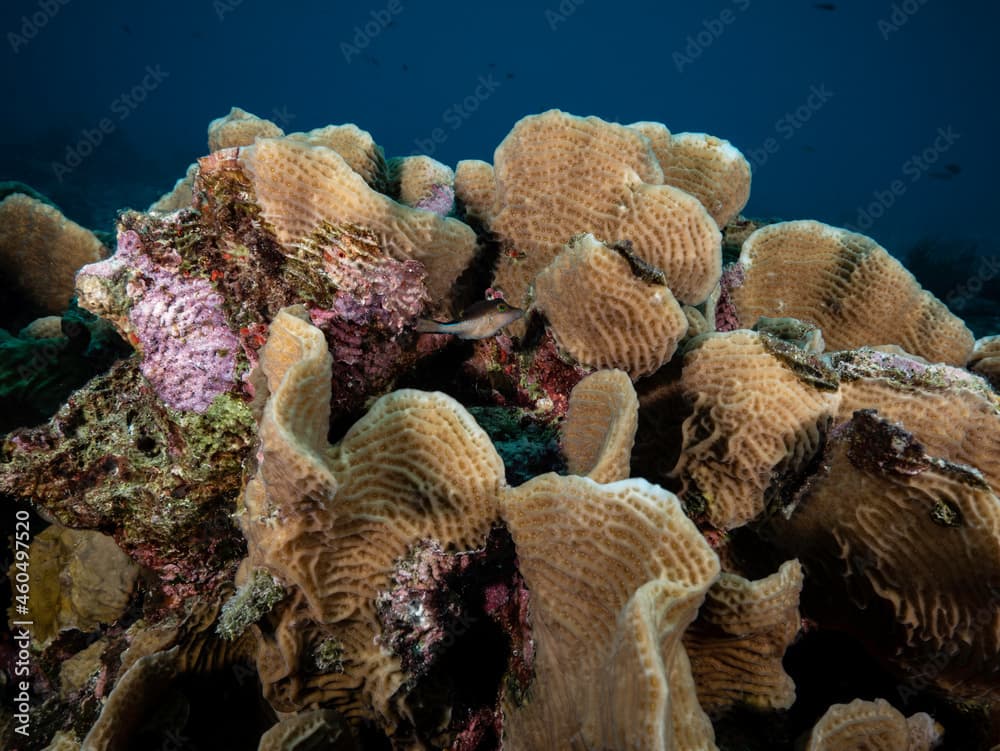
[4,108,1000,751]
[627,122,752,228]
[207,106,285,152]
[561,368,638,483]
[486,110,723,329]
[285,122,388,191]
[771,409,1000,702]
[670,330,841,529]
[683,560,803,715]
[498,474,720,750]
[724,219,975,364]
[970,334,1000,389]
[453,158,497,224]
[386,155,456,216]
[0,192,107,313]
[534,233,689,378]
[804,698,943,751]
[238,137,475,305]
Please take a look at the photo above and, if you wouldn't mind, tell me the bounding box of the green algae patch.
[0,359,255,600]
[217,568,287,641]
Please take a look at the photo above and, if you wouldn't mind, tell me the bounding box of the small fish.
[813,2,837,10]
[415,299,524,340]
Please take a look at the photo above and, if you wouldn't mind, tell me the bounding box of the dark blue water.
[2,0,998,278]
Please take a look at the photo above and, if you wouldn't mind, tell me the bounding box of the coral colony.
[2,106,1000,751]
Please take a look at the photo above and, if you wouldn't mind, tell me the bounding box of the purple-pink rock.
[79,230,239,412]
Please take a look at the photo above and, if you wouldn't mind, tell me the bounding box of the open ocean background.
[2,0,998,330]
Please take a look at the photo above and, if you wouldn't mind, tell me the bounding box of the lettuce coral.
[5,106,1000,751]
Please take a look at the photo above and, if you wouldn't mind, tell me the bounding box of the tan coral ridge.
[534,234,690,378]
[482,110,723,332]
[237,306,727,750]
[627,122,751,228]
[683,560,803,716]
[0,193,106,313]
[724,219,974,365]
[770,409,1000,703]
[670,329,842,530]
[237,136,475,305]
[562,368,638,483]
[805,698,943,751]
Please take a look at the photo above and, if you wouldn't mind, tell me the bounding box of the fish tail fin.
[415,318,445,334]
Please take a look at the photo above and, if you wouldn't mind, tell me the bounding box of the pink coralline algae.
[78,229,240,412]
[307,226,429,412]
[414,182,456,217]
[714,262,746,332]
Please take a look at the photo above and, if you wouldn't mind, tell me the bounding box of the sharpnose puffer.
[415,299,524,340]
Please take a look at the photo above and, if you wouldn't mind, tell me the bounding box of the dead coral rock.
[14,526,138,646]
[489,110,721,330]
[59,638,109,699]
[683,560,803,715]
[629,122,751,228]
[562,368,637,483]
[0,358,254,608]
[805,698,943,751]
[238,136,476,305]
[208,106,284,151]
[771,409,1000,702]
[672,330,841,529]
[0,193,106,314]
[499,474,721,750]
[76,226,242,413]
[534,234,689,378]
[728,220,974,365]
[81,147,431,418]
[831,347,1000,492]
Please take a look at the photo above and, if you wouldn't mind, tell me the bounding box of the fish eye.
[497,303,508,312]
